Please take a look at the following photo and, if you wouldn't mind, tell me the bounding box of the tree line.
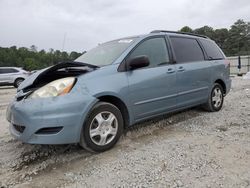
[0,19,249,71]
[180,19,250,57]
[0,46,82,71]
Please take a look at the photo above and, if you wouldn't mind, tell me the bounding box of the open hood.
[18,61,96,92]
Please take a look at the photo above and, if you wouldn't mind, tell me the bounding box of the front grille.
[13,124,25,133]
[35,127,63,135]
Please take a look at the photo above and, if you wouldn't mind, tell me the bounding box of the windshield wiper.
[73,61,100,69]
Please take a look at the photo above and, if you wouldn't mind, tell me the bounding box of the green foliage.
[23,58,39,70]
[180,26,193,33]
[178,19,250,56]
[0,45,82,70]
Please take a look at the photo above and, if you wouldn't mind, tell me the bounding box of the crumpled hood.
[18,62,93,91]
[17,68,46,91]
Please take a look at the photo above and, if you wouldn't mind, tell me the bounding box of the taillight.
[224,60,230,68]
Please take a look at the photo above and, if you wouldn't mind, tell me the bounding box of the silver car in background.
[0,67,30,88]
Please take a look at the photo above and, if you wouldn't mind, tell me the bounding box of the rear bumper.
[6,93,97,144]
[225,78,232,95]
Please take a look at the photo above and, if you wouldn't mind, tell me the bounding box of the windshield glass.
[75,38,137,66]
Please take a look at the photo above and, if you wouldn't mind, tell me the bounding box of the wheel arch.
[14,77,25,82]
[95,94,130,128]
[214,79,226,95]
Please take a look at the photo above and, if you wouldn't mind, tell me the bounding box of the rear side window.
[128,37,170,68]
[200,39,224,60]
[170,37,204,63]
[0,68,18,74]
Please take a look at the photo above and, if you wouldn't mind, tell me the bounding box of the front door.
[126,37,177,121]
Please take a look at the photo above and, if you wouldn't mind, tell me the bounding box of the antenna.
[62,32,67,51]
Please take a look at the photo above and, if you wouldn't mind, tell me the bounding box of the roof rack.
[150,30,209,39]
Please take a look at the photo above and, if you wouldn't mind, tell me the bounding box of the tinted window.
[170,37,204,63]
[128,37,170,68]
[0,68,18,74]
[200,39,224,60]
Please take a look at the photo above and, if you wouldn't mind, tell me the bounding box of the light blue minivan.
[6,30,231,152]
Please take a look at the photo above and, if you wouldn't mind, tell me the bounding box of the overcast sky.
[0,0,250,52]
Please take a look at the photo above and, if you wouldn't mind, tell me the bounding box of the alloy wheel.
[212,87,223,108]
[89,111,118,146]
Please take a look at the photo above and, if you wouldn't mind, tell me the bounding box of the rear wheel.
[14,78,24,88]
[203,83,224,112]
[79,102,124,152]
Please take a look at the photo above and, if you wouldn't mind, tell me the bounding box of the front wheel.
[79,102,124,152]
[203,83,224,112]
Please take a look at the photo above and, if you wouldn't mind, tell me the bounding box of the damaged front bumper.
[6,92,97,145]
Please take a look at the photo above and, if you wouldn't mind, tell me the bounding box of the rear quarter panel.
[210,60,230,92]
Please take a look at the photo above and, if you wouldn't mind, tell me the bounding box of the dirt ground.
[0,77,250,188]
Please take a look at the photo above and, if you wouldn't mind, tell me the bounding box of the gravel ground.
[0,77,250,188]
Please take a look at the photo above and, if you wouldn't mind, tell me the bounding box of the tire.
[14,78,24,88]
[203,83,224,112]
[79,102,124,152]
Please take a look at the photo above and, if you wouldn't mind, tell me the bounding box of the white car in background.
[0,67,30,88]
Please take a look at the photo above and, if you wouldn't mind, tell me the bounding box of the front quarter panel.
[78,65,133,124]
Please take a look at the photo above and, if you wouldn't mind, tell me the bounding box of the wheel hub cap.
[212,88,222,108]
[89,111,118,146]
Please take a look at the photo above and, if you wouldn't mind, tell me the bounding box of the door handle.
[166,68,175,74]
[177,66,185,72]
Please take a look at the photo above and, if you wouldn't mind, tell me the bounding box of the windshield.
[75,38,137,66]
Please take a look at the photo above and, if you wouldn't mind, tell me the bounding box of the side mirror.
[127,55,150,70]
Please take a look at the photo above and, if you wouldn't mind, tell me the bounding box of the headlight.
[28,77,76,99]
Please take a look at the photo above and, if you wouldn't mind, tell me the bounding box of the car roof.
[112,30,211,43]
[97,30,211,46]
